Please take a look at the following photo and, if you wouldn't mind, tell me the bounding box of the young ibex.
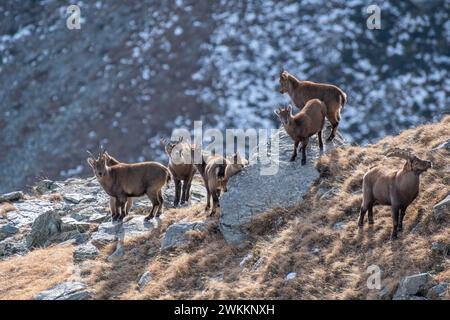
[101,152,133,218]
[274,100,327,165]
[87,150,171,221]
[358,148,432,240]
[192,148,247,216]
[279,70,347,141]
[160,136,196,207]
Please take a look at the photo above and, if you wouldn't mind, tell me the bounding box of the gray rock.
[285,272,297,281]
[394,273,432,299]
[426,283,449,299]
[433,195,450,221]
[107,242,124,262]
[0,224,19,241]
[34,180,57,194]
[220,127,345,245]
[35,281,91,300]
[63,193,84,204]
[9,199,55,228]
[91,216,156,248]
[61,217,91,233]
[431,241,449,256]
[138,271,152,291]
[71,208,109,224]
[0,191,24,203]
[0,238,28,257]
[161,221,207,251]
[333,221,347,230]
[26,210,62,248]
[73,243,99,263]
[239,253,254,268]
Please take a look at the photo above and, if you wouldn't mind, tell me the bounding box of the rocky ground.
[0,118,448,299]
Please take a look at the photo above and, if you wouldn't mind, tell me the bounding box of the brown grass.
[43,193,64,202]
[0,245,74,299]
[0,202,17,218]
[1,117,449,300]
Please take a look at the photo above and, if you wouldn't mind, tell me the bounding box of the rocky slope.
[0,116,448,300]
[1,0,449,193]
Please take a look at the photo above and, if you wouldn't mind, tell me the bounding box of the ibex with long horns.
[358,148,432,239]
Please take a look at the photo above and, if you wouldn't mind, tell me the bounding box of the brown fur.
[192,148,247,216]
[279,70,347,141]
[274,100,327,165]
[103,152,133,218]
[358,148,432,239]
[160,137,196,206]
[87,150,171,221]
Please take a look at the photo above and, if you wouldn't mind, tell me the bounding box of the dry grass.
[43,193,64,202]
[1,117,449,300]
[0,245,74,299]
[0,202,17,218]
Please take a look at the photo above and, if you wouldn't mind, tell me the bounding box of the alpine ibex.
[358,148,432,240]
[279,70,347,141]
[274,100,327,165]
[160,136,196,207]
[102,152,133,219]
[191,147,247,216]
[87,150,171,221]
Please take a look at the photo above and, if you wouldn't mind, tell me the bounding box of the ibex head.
[274,105,293,126]
[386,148,432,173]
[87,149,108,178]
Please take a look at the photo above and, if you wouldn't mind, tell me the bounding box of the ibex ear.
[87,158,95,169]
[178,136,184,143]
[274,108,280,116]
[280,70,287,79]
[287,105,292,112]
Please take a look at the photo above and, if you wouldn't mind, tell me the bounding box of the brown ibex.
[279,70,347,141]
[87,150,171,221]
[358,148,432,240]
[192,147,247,216]
[160,136,196,207]
[274,100,327,165]
[100,151,134,219]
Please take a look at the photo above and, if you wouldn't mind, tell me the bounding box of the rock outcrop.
[219,127,346,245]
[35,281,91,300]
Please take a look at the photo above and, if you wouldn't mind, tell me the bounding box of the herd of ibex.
[86,70,432,240]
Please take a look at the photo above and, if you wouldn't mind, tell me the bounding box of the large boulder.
[220,127,345,245]
[161,221,207,251]
[433,195,450,221]
[26,210,62,248]
[394,273,432,300]
[0,191,24,203]
[35,281,91,300]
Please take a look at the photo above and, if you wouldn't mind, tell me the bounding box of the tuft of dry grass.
[0,202,17,218]
[0,245,74,300]
[42,193,64,202]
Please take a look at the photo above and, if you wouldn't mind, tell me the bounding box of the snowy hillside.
[0,0,449,192]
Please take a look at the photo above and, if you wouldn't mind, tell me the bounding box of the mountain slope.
[0,116,448,299]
